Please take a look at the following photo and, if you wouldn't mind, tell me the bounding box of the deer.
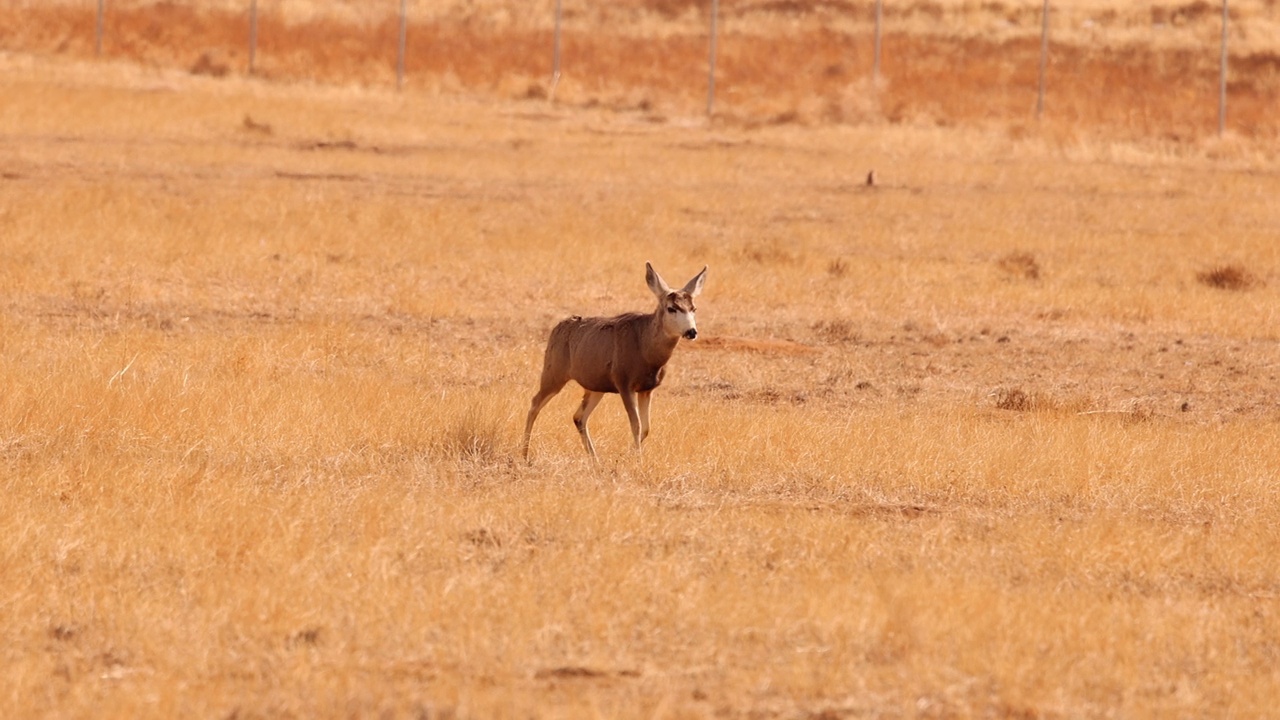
[522,262,708,460]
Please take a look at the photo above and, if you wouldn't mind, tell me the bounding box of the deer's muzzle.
[683,328,698,340]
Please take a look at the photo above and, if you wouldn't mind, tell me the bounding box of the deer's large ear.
[681,266,707,297]
[646,262,672,300]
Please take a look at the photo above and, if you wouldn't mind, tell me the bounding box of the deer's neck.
[643,310,680,367]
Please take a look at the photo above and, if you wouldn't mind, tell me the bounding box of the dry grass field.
[3,2,1280,718]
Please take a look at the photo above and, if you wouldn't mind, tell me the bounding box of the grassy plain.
[3,10,1280,720]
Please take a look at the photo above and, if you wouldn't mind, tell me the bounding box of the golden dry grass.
[3,37,1280,720]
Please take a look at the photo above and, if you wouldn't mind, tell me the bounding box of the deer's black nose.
[684,329,698,340]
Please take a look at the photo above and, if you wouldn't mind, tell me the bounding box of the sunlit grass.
[1,50,1279,718]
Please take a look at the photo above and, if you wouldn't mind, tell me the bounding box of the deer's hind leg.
[523,372,569,460]
[573,390,606,459]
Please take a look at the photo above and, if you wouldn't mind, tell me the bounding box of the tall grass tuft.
[437,402,507,463]
[996,251,1041,280]
[1197,263,1261,291]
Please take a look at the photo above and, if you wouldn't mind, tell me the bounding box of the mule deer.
[522,262,707,459]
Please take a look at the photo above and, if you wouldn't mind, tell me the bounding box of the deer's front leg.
[637,391,653,444]
[619,389,643,452]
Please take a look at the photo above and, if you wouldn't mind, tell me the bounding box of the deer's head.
[646,262,707,341]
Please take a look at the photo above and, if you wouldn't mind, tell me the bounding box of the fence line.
[395,0,407,91]
[94,0,104,55]
[76,0,1248,135]
[1035,0,1049,119]
[1219,0,1230,136]
[247,0,257,74]
[550,0,562,97]
[872,0,882,83]
[706,0,719,116]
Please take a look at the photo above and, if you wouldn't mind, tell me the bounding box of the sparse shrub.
[463,528,502,548]
[994,388,1096,414]
[997,251,1041,280]
[648,0,702,19]
[438,405,504,462]
[1196,264,1260,291]
[826,258,849,278]
[994,388,1037,412]
[739,240,799,266]
[768,110,801,126]
[190,51,229,78]
[285,626,323,649]
[813,318,857,343]
[241,115,273,135]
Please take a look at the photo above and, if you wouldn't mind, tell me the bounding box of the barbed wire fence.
[74,0,1251,136]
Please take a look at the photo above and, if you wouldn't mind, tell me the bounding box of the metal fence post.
[707,0,719,116]
[248,0,258,74]
[551,0,562,96]
[95,0,105,56]
[1036,0,1049,118]
[873,0,882,82]
[397,0,408,91]
[1219,0,1229,135]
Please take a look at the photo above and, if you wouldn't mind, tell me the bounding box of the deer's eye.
[667,307,678,314]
